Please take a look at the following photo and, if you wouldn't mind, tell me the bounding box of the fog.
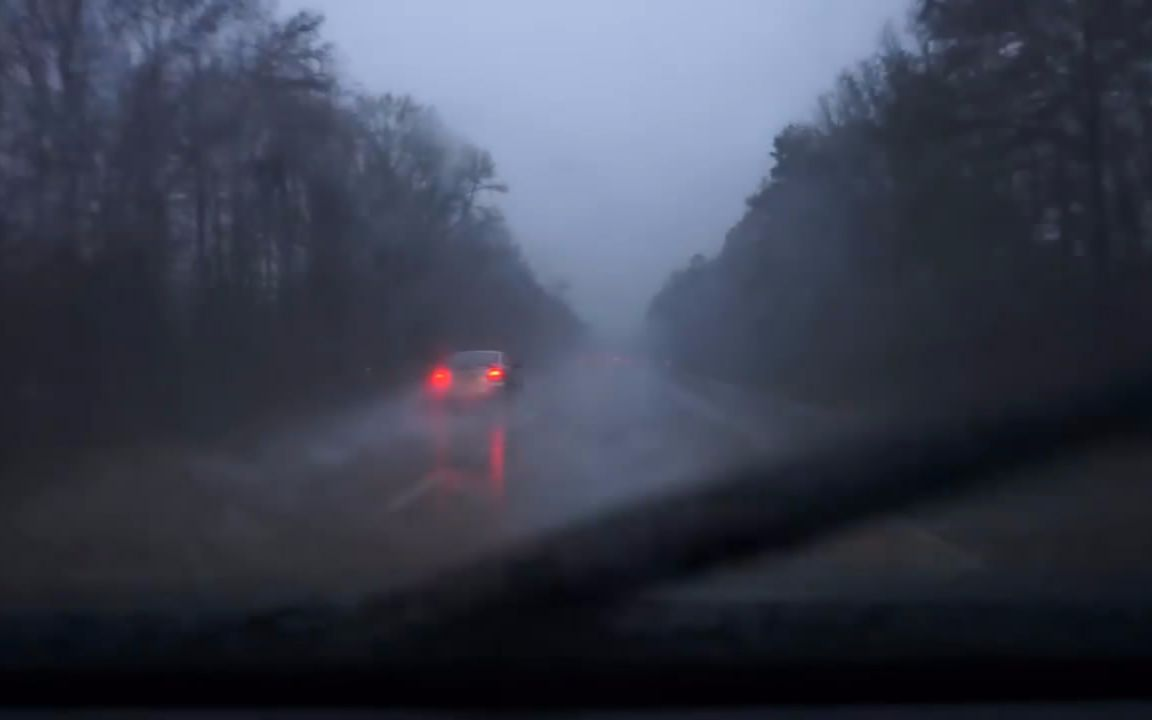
[281,0,909,333]
[10,0,1151,621]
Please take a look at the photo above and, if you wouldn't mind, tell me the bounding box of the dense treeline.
[649,0,1152,410]
[0,0,580,457]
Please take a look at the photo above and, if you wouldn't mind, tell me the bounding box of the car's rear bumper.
[427,388,508,411]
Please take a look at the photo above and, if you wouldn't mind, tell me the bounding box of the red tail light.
[428,366,452,390]
[486,366,505,381]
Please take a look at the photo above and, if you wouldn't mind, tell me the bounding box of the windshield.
[449,352,504,369]
[2,0,1151,667]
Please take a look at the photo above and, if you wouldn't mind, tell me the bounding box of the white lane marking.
[386,477,437,513]
[667,376,986,571]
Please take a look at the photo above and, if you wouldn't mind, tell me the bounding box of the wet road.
[0,361,765,609]
[4,360,1152,611]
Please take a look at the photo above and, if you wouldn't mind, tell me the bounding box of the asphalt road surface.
[3,359,1152,612]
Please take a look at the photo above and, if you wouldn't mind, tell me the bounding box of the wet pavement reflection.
[424,403,510,511]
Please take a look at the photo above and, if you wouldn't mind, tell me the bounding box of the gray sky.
[282,0,909,334]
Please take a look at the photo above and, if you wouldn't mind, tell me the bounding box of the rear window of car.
[449,351,502,368]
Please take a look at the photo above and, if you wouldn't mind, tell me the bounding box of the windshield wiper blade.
[6,368,1152,669]
[164,366,1152,661]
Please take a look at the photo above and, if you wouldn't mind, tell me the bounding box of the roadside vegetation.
[649,0,1152,411]
[0,0,581,464]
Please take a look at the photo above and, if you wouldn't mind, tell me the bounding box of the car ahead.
[425,350,520,411]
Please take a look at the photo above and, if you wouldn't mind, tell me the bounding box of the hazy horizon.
[281,0,910,333]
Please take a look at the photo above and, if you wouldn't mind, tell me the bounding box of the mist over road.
[4,358,1152,614]
[0,359,757,610]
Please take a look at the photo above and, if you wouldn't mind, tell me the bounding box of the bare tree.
[0,0,580,465]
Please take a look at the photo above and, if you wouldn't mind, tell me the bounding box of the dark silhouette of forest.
[649,0,1152,411]
[0,0,581,460]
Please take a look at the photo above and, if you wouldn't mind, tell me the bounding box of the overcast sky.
[282,0,910,334]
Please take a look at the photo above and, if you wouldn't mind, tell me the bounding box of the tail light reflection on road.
[424,405,508,507]
[489,423,506,497]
